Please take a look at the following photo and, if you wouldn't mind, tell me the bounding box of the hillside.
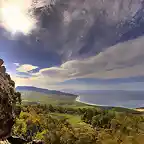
[20,89,142,115]
[12,100,144,144]
[21,91,76,105]
[16,86,78,97]
[8,84,144,144]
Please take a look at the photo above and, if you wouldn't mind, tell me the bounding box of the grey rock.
[0,66,6,73]
[0,59,43,143]
[0,140,11,144]
[0,59,19,140]
[0,59,4,67]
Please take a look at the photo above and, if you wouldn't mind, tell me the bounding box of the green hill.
[20,90,92,109]
[21,91,141,114]
[21,91,76,104]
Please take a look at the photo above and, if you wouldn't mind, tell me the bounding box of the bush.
[12,104,144,144]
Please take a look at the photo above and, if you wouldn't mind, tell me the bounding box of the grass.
[21,91,141,114]
[50,113,82,125]
[50,113,90,128]
[21,91,94,109]
[20,90,89,125]
[21,91,93,126]
[21,91,75,104]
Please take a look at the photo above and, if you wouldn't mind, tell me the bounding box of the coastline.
[75,96,112,107]
[135,108,144,112]
[75,96,142,111]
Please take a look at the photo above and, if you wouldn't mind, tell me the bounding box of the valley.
[12,89,144,144]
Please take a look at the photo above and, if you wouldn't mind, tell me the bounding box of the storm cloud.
[1,0,144,90]
[12,36,144,89]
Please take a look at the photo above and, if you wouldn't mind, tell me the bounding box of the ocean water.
[76,90,144,108]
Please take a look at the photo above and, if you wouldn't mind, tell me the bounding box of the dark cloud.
[1,0,144,72]
[25,0,144,62]
[0,34,62,68]
[60,76,144,85]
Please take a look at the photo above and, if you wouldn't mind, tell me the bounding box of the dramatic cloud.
[16,64,38,73]
[1,0,144,91]
[0,0,143,67]
[11,36,144,89]
[33,36,144,79]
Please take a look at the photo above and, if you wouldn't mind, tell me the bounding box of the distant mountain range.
[16,86,77,97]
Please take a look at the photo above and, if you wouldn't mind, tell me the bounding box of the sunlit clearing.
[0,0,36,35]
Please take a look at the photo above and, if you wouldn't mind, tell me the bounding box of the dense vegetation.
[12,102,144,144]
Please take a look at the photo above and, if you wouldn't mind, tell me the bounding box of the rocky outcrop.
[0,59,4,66]
[0,66,6,74]
[0,59,6,73]
[0,59,18,141]
[0,140,10,144]
[0,59,44,143]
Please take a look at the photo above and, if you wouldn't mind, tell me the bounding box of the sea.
[75,90,144,108]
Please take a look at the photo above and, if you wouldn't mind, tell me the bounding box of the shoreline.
[135,108,144,112]
[75,96,113,107]
[75,96,142,110]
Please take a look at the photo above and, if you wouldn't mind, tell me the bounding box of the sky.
[0,0,144,91]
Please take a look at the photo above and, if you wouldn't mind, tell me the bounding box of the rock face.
[0,140,10,144]
[0,59,18,141]
[0,59,4,66]
[0,59,43,143]
[0,66,6,74]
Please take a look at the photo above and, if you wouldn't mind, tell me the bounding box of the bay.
[76,90,144,108]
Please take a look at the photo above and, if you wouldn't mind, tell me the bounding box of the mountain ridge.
[16,86,78,97]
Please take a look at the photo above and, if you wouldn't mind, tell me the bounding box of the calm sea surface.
[76,90,144,108]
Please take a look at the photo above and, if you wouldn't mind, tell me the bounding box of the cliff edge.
[0,59,43,144]
[0,59,17,140]
[0,59,22,143]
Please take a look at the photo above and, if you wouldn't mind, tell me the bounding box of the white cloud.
[53,82,144,91]
[11,36,144,89]
[63,11,72,24]
[16,64,38,73]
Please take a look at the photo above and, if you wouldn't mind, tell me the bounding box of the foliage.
[12,103,144,144]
